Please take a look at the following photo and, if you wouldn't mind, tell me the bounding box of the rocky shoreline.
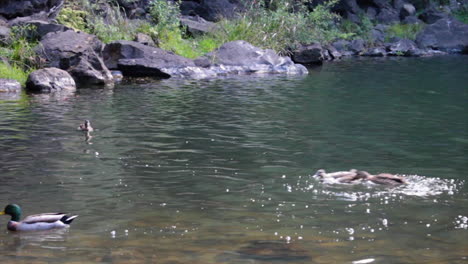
[0,0,467,96]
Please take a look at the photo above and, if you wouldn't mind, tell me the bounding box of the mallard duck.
[357,171,407,185]
[0,204,77,231]
[315,169,363,183]
[78,120,93,132]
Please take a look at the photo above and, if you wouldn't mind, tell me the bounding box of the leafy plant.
[386,23,424,40]
[56,7,88,32]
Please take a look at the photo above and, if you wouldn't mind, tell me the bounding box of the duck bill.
[0,211,4,215]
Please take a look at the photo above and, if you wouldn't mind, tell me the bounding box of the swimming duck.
[315,169,363,183]
[78,120,93,132]
[0,204,77,231]
[356,171,407,186]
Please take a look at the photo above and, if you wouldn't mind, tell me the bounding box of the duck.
[314,169,363,183]
[356,171,407,186]
[78,120,93,132]
[0,204,78,231]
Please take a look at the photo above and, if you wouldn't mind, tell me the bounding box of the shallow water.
[0,56,467,263]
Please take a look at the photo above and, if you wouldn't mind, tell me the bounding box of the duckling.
[0,204,77,231]
[78,120,93,132]
[357,171,407,186]
[315,169,363,183]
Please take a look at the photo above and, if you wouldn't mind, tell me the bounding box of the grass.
[386,23,425,40]
[454,7,468,24]
[0,62,30,86]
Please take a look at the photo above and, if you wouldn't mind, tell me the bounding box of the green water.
[0,56,467,263]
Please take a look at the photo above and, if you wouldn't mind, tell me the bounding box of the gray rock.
[326,45,342,60]
[0,0,63,20]
[8,19,70,41]
[37,30,113,87]
[349,39,366,54]
[26,67,76,92]
[332,40,354,56]
[291,43,326,65]
[400,3,416,19]
[180,15,219,36]
[103,40,195,78]
[402,15,422,24]
[387,39,418,56]
[376,8,400,24]
[134,33,156,47]
[419,8,448,24]
[0,78,21,92]
[180,0,243,22]
[198,40,308,75]
[416,17,468,53]
[0,25,10,45]
[363,47,387,56]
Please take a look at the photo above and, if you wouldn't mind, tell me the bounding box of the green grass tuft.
[0,62,30,86]
[386,23,425,40]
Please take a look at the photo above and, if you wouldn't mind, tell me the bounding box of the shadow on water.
[0,56,467,263]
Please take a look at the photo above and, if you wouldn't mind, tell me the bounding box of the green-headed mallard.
[0,204,77,231]
[315,169,363,183]
[78,120,94,132]
[356,171,407,185]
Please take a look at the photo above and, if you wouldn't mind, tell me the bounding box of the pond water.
[0,56,467,264]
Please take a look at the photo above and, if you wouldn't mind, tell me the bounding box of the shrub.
[454,6,468,24]
[56,7,88,32]
[386,23,425,40]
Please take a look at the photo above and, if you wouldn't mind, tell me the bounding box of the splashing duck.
[315,169,363,183]
[0,204,78,231]
[357,171,407,186]
[78,120,94,132]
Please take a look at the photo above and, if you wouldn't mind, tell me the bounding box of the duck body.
[1,204,77,232]
[78,120,93,132]
[357,171,407,186]
[315,169,363,183]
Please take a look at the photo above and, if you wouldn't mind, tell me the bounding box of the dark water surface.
[0,56,467,263]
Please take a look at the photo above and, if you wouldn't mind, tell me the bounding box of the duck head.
[315,169,326,178]
[0,204,22,221]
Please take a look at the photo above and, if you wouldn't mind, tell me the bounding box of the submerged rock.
[37,30,113,87]
[236,240,311,261]
[0,78,22,100]
[26,67,76,92]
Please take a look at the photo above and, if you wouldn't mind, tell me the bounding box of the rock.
[400,3,416,19]
[292,43,327,65]
[419,7,448,24]
[387,38,418,56]
[0,0,64,20]
[349,39,366,55]
[332,39,354,56]
[326,45,342,59]
[402,15,422,24]
[180,15,219,36]
[0,78,22,92]
[376,8,400,24]
[37,30,113,87]
[416,17,468,53]
[371,24,388,43]
[8,19,70,41]
[0,78,22,100]
[103,40,195,78]
[363,47,387,56]
[25,67,76,92]
[198,40,308,75]
[134,33,156,47]
[180,0,243,22]
[0,25,10,45]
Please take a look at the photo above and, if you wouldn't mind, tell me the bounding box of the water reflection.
[0,57,467,263]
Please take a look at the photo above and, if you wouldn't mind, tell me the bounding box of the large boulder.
[387,38,418,56]
[418,7,449,24]
[416,18,468,53]
[196,40,308,75]
[8,19,69,40]
[180,0,243,22]
[292,43,328,65]
[25,67,76,92]
[103,40,196,78]
[180,15,219,36]
[37,30,113,87]
[0,0,63,20]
